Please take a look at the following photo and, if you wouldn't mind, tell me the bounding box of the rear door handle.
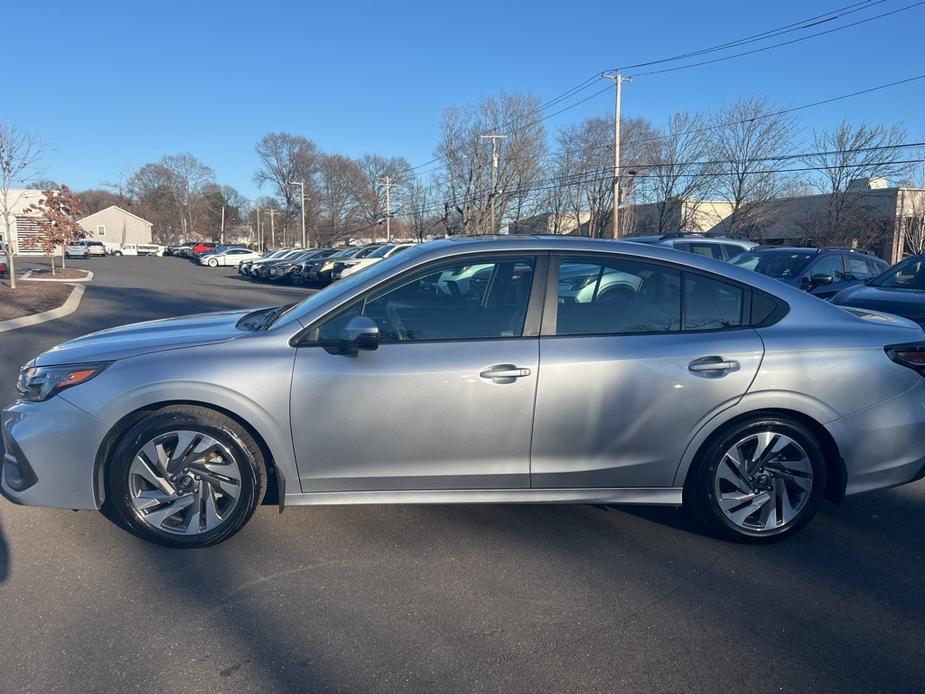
[688,357,740,376]
[480,364,532,381]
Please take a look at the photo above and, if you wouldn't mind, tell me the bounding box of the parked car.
[624,233,757,260]
[239,249,290,276]
[0,242,8,277]
[831,255,925,330]
[290,249,340,284]
[312,245,383,285]
[110,243,164,257]
[165,242,196,257]
[6,236,925,548]
[728,247,889,300]
[264,250,329,282]
[65,241,90,259]
[199,248,262,267]
[252,250,307,280]
[338,243,416,279]
[188,242,219,260]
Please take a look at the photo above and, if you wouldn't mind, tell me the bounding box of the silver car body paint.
[4,237,925,512]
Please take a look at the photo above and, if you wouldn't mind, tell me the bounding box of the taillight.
[885,342,925,374]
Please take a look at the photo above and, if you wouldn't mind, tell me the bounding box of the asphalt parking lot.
[1,256,924,693]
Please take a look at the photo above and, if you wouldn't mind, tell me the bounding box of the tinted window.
[309,257,535,343]
[730,251,814,279]
[685,275,744,330]
[808,255,847,282]
[556,258,681,335]
[871,257,925,289]
[686,242,725,260]
[846,256,874,280]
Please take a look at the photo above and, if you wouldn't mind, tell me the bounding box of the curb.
[20,270,94,283]
[0,283,87,333]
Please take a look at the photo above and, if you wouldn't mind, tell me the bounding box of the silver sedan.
[4,236,925,547]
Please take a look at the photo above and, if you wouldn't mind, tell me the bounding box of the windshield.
[366,245,394,259]
[730,250,814,279]
[870,256,925,289]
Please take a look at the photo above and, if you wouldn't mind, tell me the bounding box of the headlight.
[16,362,110,402]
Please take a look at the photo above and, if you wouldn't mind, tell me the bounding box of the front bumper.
[827,378,925,496]
[1,397,107,509]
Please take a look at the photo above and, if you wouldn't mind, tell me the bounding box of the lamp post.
[289,181,308,248]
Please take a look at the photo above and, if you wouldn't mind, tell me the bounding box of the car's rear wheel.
[106,405,266,547]
[686,415,826,542]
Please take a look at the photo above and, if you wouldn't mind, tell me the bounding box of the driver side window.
[308,256,536,344]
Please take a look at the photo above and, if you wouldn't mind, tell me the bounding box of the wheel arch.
[93,400,285,511]
[677,407,846,504]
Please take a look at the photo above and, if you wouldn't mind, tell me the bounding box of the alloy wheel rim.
[713,431,814,533]
[128,430,242,536]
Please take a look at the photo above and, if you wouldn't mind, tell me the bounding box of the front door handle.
[480,364,532,382]
[688,356,740,376]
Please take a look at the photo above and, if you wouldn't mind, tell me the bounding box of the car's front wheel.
[106,405,267,547]
[686,415,826,542]
[208,258,218,267]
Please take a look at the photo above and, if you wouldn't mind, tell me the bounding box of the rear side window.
[686,242,725,260]
[684,275,744,330]
[556,257,681,335]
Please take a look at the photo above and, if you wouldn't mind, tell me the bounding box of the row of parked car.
[237,243,416,285]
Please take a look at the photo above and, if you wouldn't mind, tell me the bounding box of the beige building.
[78,206,153,248]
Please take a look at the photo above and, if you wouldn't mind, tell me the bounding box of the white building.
[0,188,47,254]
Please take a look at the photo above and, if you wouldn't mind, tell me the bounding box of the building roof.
[78,205,152,227]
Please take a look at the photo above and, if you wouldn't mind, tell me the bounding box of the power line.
[628,0,925,77]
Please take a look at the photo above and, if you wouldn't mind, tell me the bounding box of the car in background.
[199,248,261,267]
[338,243,416,279]
[188,242,219,260]
[8,236,925,547]
[290,249,340,284]
[252,249,307,280]
[624,233,757,260]
[264,249,329,282]
[0,241,8,277]
[831,255,925,331]
[312,245,384,285]
[238,248,290,276]
[728,247,889,300]
[110,243,164,257]
[65,241,90,259]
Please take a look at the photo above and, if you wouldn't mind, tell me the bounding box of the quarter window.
[309,257,535,344]
[684,274,744,330]
[556,257,681,335]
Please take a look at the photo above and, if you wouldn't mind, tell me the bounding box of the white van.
[110,243,164,256]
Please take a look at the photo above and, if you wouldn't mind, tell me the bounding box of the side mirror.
[335,315,379,356]
[810,273,834,287]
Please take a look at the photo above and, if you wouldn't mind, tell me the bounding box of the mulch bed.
[0,280,75,321]
[27,268,89,280]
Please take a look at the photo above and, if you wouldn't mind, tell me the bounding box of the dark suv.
[728,247,889,299]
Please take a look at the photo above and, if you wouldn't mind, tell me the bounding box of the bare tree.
[127,163,182,244]
[161,153,215,240]
[0,123,46,289]
[405,179,440,241]
[706,97,798,238]
[315,154,364,246]
[801,120,914,248]
[355,154,412,242]
[254,133,317,246]
[435,92,547,234]
[636,112,714,234]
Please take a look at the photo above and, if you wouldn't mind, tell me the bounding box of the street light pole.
[289,181,307,248]
[379,176,396,242]
[480,134,506,234]
[602,71,630,239]
[255,208,262,251]
[267,208,277,248]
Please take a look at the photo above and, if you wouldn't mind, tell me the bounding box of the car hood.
[833,285,925,325]
[32,309,253,367]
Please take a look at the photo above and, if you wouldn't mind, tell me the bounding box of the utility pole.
[480,134,506,234]
[255,208,262,251]
[289,181,307,248]
[267,208,277,248]
[602,71,630,239]
[379,176,396,242]
[220,205,225,245]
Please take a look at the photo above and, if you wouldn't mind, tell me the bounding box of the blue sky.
[4,0,924,198]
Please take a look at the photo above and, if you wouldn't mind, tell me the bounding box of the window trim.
[541,252,768,338]
[292,251,548,347]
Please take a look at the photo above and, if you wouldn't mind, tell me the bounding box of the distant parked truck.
[108,243,164,256]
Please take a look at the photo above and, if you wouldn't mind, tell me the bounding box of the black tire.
[105,405,267,548]
[684,415,826,543]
